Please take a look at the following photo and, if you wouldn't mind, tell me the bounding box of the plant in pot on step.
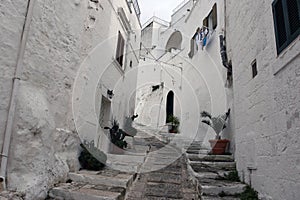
[104,119,134,154]
[200,109,231,155]
[167,115,180,133]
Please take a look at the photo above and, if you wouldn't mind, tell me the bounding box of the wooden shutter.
[212,3,217,29]
[116,31,125,66]
[203,17,208,28]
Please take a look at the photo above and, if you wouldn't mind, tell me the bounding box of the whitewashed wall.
[136,0,233,145]
[226,0,300,199]
[0,0,29,167]
[0,0,141,199]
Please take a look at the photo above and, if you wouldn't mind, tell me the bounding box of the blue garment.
[203,37,207,46]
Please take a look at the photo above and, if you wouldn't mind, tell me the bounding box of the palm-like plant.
[201,109,230,139]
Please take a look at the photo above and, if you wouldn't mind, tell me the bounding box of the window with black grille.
[272,0,300,54]
[116,31,125,67]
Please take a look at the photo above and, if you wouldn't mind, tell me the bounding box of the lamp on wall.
[107,90,114,99]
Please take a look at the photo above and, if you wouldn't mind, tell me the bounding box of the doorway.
[99,96,111,128]
[166,91,174,123]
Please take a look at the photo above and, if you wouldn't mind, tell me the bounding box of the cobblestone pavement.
[125,133,199,200]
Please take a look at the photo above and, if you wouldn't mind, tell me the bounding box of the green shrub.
[78,141,107,171]
[239,186,259,200]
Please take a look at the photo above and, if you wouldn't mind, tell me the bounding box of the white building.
[0,0,141,199]
[136,0,300,199]
[226,0,300,199]
[135,0,233,146]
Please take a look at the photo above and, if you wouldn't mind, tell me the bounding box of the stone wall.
[0,0,141,199]
[226,0,300,199]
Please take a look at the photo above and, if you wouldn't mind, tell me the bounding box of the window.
[251,60,257,78]
[203,3,217,30]
[272,0,300,54]
[116,31,125,67]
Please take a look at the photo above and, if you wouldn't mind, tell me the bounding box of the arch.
[166,91,174,123]
[165,31,183,52]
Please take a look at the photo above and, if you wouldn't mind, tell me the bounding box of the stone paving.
[185,141,247,200]
[125,136,199,200]
[1,126,248,200]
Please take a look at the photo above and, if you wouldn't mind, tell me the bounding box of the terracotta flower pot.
[209,139,230,155]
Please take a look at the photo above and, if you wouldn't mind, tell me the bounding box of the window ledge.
[112,58,125,75]
[273,36,300,75]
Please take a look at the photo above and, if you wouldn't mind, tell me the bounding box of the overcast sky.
[139,0,185,25]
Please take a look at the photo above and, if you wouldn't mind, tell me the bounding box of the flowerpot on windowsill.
[209,139,230,155]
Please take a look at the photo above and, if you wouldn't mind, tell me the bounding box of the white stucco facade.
[136,0,233,145]
[226,0,300,199]
[0,0,141,199]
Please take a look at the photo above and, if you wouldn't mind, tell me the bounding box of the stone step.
[145,182,183,199]
[202,195,240,200]
[186,149,210,155]
[189,141,203,146]
[48,182,125,200]
[186,146,209,151]
[188,154,234,162]
[201,181,246,196]
[68,170,135,189]
[193,171,233,180]
[190,162,236,172]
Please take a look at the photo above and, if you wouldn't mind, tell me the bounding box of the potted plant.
[167,115,180,133]
[105,119,134,154]
[201,109,231,155]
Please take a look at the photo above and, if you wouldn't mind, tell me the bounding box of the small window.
[252,60,257,78]
[203,3,217,30]
[272,0,300,54]
[129,60,133,68]
[116,31,125,67]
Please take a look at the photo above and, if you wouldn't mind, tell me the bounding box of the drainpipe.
[0,0,36,190]
[220,0,232,72]
[219,34,231,72]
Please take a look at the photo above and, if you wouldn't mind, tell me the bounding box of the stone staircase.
[185,141,247,200]
[47,168,136,200]
[125,140,199,200]
[47,128,170,200]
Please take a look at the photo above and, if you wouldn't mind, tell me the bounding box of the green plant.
[216,170,240,182]
[239,186,259,200]
[167,115,180,132]
[78,140,107,171]
[200,109,230,139]
[218,191,227,197]
[108,118,133,149]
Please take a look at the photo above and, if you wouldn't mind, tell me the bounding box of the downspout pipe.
[219,34,232,72]
[0,0,36,190]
